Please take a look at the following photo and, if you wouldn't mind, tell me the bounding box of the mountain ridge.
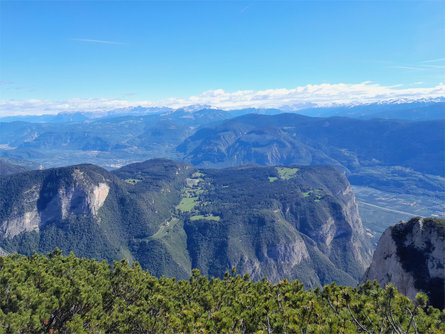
[2,100,443,123]
[0,159,372,286]
[178,113,445,176]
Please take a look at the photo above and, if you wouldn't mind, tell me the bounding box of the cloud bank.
[1,82,444,117]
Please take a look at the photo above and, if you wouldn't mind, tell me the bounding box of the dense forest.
[1,250,444,333]
[0,160,371,286]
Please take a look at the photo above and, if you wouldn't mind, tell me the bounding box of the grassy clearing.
[146,218,191,274]
[192,172,205,178]
[268,177,278,183]
[176,197,198,212]
[177,176,206,213]
[150,218,179,240]
[190,215,221,221]
[302,189,323,201]
[276,167,299,180]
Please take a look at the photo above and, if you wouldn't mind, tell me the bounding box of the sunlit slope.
[0,159,372,286]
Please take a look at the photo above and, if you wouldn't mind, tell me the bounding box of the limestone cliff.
[0,246,8,256]
[0,160,372,286]
[363,217,445,309]
[0,166,110,239]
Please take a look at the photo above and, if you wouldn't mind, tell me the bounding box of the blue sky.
[0,0,444,114]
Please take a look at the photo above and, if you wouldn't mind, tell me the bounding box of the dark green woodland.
[0,159,371,287]
[1,250,444,334]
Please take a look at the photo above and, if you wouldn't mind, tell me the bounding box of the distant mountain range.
[178,113,444,176]
[1,101,444,293]
[1,102,444,241]
[1,101,444,123]
[296,100,445,120]
[1,102,444,172]
[0,159,372,286]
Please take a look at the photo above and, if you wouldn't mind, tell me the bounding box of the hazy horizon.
[1,1,444,116]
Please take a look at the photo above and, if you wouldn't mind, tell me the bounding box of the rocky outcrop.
[0,160,372,286]
[363,217,445,309]
[182,165,372,286]
[0,166,110,239]
[0,246,8,256]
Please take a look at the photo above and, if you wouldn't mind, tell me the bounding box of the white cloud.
[72,38,124,45]
[422,64,445,69]
[421,58,445,64]
[1,82,444,117]
[389,65,429,71]
[389,58,445,71]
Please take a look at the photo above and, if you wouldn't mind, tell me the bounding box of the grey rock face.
[0,246,8,256]
[363,217,445,309]
[0,160,372,287]
[0,167,109,239]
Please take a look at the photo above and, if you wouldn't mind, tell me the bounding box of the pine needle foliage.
[1,250,444,333]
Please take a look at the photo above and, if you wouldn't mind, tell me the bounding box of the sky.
[1,0,445,116]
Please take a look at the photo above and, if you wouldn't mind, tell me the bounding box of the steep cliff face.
[0,166,110,238]
[0,246,8,256]
[0,160,372,286]
[363,217,445,309]
[0,160,190,264]
[177,165,372,286]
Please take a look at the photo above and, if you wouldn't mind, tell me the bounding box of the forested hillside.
[0,108,232,168]
[0,159,371,286]
[1,251,443,333]
[2,109,443,237]
[1,107,444,177]
[178,113,444,176]
[0,160,29,176]
[176,112,445,238]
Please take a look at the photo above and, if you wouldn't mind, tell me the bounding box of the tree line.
[1,250,444,333]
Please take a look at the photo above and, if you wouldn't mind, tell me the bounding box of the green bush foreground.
[1,250,444,333]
